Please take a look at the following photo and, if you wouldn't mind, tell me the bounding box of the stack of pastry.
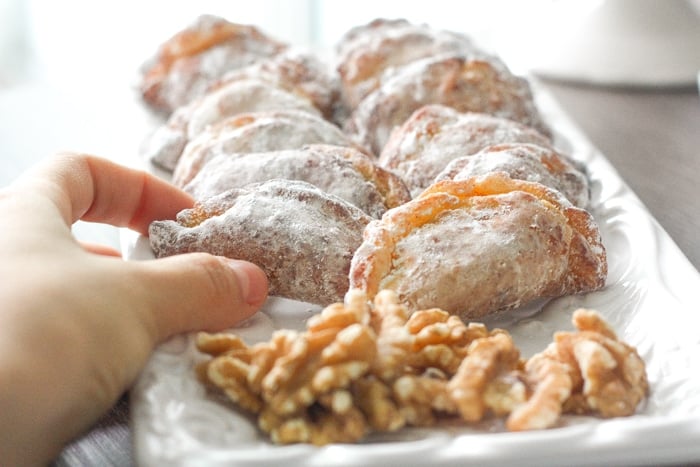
[143,15,604,319]
[138,15,647,444]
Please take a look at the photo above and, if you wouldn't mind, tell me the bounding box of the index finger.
[18,152,193,235]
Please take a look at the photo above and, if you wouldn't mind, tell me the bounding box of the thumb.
[132,253,269,341]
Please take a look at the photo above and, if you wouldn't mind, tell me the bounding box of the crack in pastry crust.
[349,173,606,319]
[149,180,372,305]
[183,144,411,218]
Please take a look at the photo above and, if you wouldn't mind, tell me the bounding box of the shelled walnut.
[196,290,648,445]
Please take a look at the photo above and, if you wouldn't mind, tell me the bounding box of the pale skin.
[0,153,269,466]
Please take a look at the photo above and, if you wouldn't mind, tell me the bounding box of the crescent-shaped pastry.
[140,15,287,114]
[141,79,321,171]
[349,172,607,320]
[149,180,372,305]
[434,143,590,208]
[171,110,366,188]
[183,144,411,218]
[378,105,553,197]
[335,18,486,108]
[344,55,550,155]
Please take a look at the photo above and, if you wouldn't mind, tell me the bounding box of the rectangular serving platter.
[124,84,700,467]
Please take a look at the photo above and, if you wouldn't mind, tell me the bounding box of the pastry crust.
[141,79,320,171]
[335,18,486,108]
[344,55,550,155]
[139,15,287,114]
[183,144,411,218]
[349,172,607,319]
[336,18,412,56]
[149,180,372,305]
[378,105,553,197]
[435,143,590,208]
[210,49,342,122]
[171,110,366,188]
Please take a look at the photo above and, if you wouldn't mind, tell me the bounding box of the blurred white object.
[25,0,314,93]
[529,0,700,87]
[0,0,31,85]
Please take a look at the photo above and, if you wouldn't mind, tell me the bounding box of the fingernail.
[225,259,269,306]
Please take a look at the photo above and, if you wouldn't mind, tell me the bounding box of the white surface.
[126,86,700,466]
[528,0,700,87]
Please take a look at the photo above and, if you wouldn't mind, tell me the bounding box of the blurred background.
[1,0,698,163]
[3,0,699,92]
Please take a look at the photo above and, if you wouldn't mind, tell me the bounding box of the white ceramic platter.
[124,85,700,466]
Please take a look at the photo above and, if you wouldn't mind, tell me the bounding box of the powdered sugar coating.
[139,15,287,115]
[379,105,553,197]
[336,19,412,56]
[435,143,590,208]
[184,144,411,217]
[385,194,568,315]
[349,173,607,320]
[172,110,366,188]
[149,180,372,305]
[210,49,342,122]
[344,56,550,155]
[141,79,320,171]
[188,80,319,136]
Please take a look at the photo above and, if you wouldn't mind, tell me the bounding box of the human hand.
[0,153,268,466]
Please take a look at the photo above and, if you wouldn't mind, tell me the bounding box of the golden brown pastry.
[171,110,366,188]
[209,49,342,122]
[139,15,287,114]
[184,144,411,218]
[141,79,321,171]
[344,55,550,155]
[335,18,487,109]
[434,143,590,208]
[149,180,372,305]
[378,105,553,197]
[349,172,607,320]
